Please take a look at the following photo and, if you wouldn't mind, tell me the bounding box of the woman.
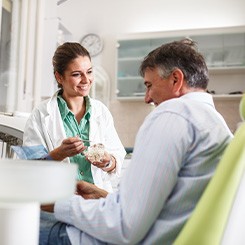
[23,42,126,192]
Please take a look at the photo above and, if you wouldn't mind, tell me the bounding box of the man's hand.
[76,181,108,199]
[41,204,55,213]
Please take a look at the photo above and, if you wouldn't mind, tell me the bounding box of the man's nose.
[145,91,153,104]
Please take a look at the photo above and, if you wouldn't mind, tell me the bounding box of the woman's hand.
[87,151,116,172]
[89,151,110,168]
[50,136,87,161]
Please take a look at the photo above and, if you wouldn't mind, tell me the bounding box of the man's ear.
[171,69,184,94]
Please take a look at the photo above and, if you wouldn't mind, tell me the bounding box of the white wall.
[56,0,245,147]
[58,0,245,35]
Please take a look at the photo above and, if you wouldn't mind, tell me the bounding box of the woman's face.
[57,55,94,98]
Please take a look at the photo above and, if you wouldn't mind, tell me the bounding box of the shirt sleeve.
[54,110,193,244]
[23,110,47,148]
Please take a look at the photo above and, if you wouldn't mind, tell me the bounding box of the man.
[40,39,233,245]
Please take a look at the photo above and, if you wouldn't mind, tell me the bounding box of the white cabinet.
[116,27,245,100]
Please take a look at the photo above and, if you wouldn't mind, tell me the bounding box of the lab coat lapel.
[43,95,66,149]
[89,100,102,143]
[89,114,101,143]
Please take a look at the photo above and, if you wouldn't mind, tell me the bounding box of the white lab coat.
[23,92,126,192]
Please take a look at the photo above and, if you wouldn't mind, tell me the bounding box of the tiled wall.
[213,98,241,133]
[110,100,152,147]
[110,97,241,148]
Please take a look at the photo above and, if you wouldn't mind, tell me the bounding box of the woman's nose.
[81,74,90,82]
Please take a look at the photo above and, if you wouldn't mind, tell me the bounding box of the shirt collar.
[57,95,92,120]
[181,92,215,108]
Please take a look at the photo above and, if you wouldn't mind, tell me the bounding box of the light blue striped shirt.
[55,92,233,245]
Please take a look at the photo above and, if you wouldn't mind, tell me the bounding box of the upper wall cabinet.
[116,27,245,100]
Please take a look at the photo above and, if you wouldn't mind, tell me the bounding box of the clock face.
[81,33,103,57]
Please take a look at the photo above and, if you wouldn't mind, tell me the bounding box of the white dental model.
[83,143,105,163]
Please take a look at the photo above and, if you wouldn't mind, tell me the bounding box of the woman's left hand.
[90,151,111,168]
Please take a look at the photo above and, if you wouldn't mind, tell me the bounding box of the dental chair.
[0,113,27,158]
[174,94,245,245]
[239,93,245,121]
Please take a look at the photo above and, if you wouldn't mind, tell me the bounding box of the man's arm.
[41,181,108,213]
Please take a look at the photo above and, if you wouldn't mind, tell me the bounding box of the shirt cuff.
[44,154,53,160]
[36,154,53,160]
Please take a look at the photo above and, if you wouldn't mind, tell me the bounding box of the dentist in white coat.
[23,42,126,193]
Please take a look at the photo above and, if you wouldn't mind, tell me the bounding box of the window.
[0,0,12,112]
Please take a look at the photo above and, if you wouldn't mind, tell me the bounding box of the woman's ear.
[171,69,184,95]
[54,71,62,85]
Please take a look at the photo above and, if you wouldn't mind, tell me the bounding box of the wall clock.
[80,33,104,57]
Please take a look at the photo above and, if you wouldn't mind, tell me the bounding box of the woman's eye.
[72,73,81,77]
[87,70,93,75]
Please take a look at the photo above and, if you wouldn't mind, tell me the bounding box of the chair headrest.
[239,94,245,121]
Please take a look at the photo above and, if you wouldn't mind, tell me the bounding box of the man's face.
[144,67,176,106]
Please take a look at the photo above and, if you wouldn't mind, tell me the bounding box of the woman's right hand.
[49,136,87,161]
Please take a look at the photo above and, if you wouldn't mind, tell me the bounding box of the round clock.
[81,33,104,57]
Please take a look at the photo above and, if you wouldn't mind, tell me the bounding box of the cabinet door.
[193,33,245,68]
[117,39,149,98]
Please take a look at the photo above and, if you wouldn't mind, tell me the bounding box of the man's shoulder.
[157,97,188,113]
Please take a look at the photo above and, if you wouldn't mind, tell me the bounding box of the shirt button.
[80,171,84,176]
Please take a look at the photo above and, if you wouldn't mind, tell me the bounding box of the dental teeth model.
[83,143,105,163]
